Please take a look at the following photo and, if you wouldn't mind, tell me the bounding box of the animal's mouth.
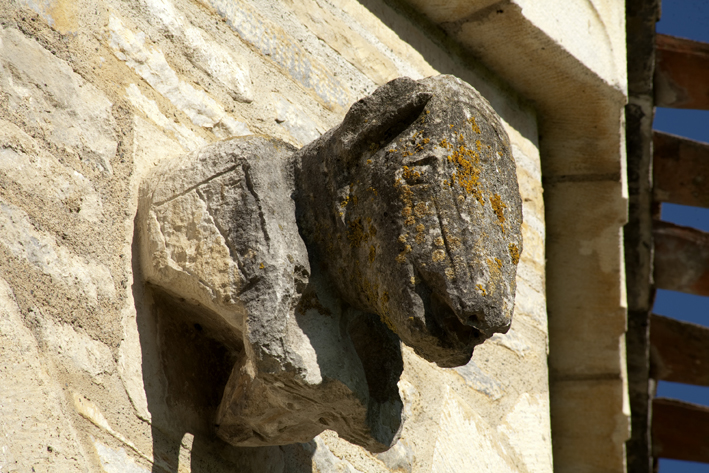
[411,271,486,367]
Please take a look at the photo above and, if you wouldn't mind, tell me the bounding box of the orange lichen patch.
[434,236,445,247]
[509,243,520,265]
[404,216,416,226]
[489,194,507,225]
[476,284,487,295]
[402,207,412,217]
[445,267,456,280]
[398,234,408,243]
[413,202,429,217]
[432,249,446,262]
[495,257,503,268]
[367,159,372,164]
[340,196,350,207]
[402,165,422,181]
[369,245,376,264]
[415,224,425,233]
[410,276,417,285]
[396,245,412,263]
[259,263,265,269]
[475,140,482,151]
[347,218,368,247]
[447,145,483,203]
[469,117,481,133]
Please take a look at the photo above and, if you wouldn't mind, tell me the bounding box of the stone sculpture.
[138,75,522,453]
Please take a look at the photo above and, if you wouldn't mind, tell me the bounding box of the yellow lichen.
[469,117,481,133]
[445,267,456,280]
[404,216,416,226]
[369,245,376,264]
[489,193,507,225]
[396,245,412,263]
[432,249,446,262]
[509,243,520,265]
[414,202,428,217]
[398,234,408,243]
[402,207,412,217]
[476,284,487,295]
[434,237,445,247]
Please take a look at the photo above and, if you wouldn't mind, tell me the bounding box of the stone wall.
[0,0,551,471]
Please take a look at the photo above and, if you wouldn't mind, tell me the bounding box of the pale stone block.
[431,387,517,473]
[546,181,627,310]
[273,93,322,145]
[203,0,352,108]
[36,318,114,380]
[0,27,117,173]
[287,0,399,85]
[497,393,554,473]
[108,15,250,138]
[141,0,253,102]
[93,441,151,473]
[0,201,115,305]
[551,379,630,473]
[0,119,103,222]
[0,277,88,471]
[125,84,207,152]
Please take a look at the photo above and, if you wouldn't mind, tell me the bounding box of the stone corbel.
[137,75,522,452]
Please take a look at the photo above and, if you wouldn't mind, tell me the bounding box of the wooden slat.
[655,34,709,109]
[653,398,709,462]
[650,314,709,386]
[654,220,709,296]
[654,131,709,208]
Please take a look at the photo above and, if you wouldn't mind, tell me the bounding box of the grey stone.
[139,75,521,453]
[294,75,522,367]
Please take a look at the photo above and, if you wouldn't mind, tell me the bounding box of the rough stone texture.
[139,135,403,452]
[140,75,522,453]
[295,75,522,367]
[0,0,559,470]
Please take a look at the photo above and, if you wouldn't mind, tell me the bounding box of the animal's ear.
[339,77,432,158]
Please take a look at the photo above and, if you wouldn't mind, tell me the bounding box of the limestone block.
[430,387,517,473]
[0,277,88,471]
[0,27,117,173]
[286,0,399,85]
[140,136,402,452]
[0,201,115,306]
[203,0,352,108]
[0,119,103,223]
[295,75,523,367]
[551,379,630,472]
[141,0,253,103]
[108,15,250,139]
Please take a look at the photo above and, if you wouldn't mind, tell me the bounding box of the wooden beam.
[654,220,709,296]
[655,34,709,109]
[654,131,709,208]
[650,314,709,386]
[653,398,709,462]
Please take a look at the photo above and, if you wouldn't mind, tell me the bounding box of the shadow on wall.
[130,224,315,473]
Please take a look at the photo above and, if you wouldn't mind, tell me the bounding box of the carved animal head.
[295,76,523,367]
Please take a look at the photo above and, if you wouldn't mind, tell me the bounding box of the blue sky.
[648,1,709,471]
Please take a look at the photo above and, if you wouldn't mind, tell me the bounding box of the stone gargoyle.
[138,75,523,452]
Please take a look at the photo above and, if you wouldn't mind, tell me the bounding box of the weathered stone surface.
[295,75,523,367]
[139,75,522,454]
[0,27,117,173]
[140,135,403,452]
